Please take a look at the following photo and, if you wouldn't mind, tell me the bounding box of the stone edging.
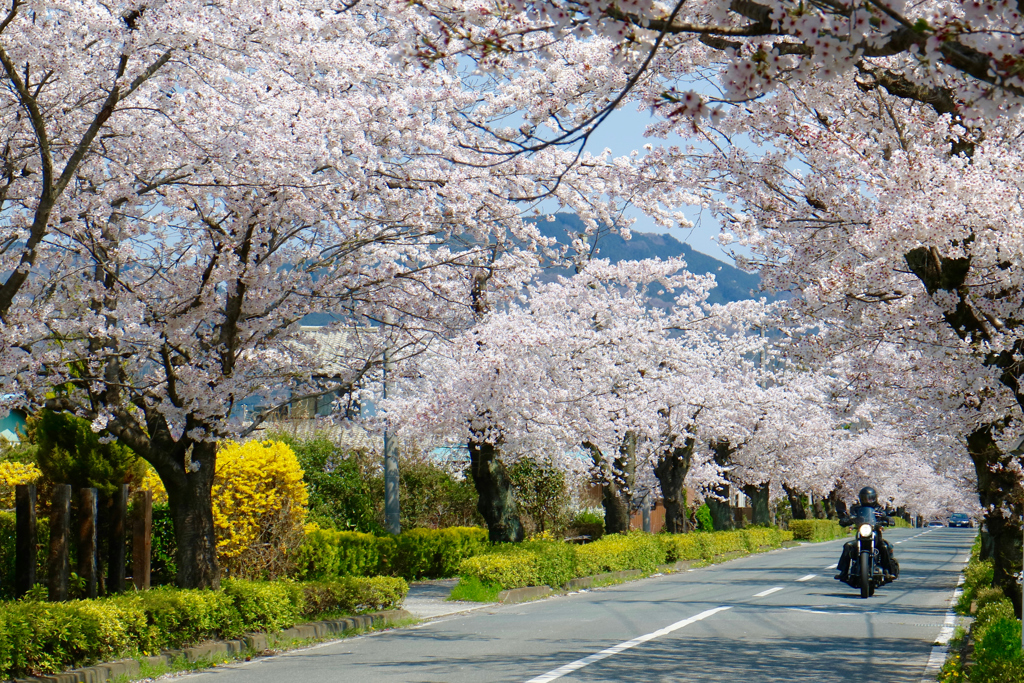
[11,608,413,683]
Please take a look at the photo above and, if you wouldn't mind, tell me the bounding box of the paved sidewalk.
[402,578,495,619]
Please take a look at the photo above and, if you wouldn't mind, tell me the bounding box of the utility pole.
[383,324,400,535]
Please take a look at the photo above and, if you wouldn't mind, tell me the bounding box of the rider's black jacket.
[839,505,892,527]
[836,505,897,577]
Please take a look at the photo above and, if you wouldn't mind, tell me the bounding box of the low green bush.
[956,538,992,614]
[789,519,844,541]
[294,526,487,580]
[459,551,539,589]
[459,528,796,591]
[970,597,1024,682]
[577,532,666,576]
[0,576,408,679]
[391,527,489,579]
[660,528,793,562]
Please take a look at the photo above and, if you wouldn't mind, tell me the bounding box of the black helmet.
[859,486,878,507]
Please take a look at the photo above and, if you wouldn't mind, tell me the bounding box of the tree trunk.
[585,437,635,535]
[828,490,848,520]
[967,425,1023,617]
[783,483,808,520]
[743,482,771,526]
[708,441,736,531]
[468,438,524,543]
[811,494,827,520]
[154,439,220,589]
[655,438,694,533]
[601,480,631,534]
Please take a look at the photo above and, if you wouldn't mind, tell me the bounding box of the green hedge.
[0,511,50,600]
[788,519,844,541]
[577,532,666,576]
[0,576,407,679]
[294,526,488,580]
[459,528,795,591]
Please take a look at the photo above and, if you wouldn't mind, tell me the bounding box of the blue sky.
[579,104,736,263]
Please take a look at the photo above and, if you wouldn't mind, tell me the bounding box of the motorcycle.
[843,507,898,598]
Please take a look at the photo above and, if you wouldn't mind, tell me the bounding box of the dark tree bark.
[783,483,808,520]
[967,425,1022,616]
[144,434,220,589]
[904,246,1024,616]
[655,437,695,533]
[828,490,849,520]
[743,482,771,526]
[585,436,636,535]
[468,437,524,543]
[811,494,827,520]
[707,440,737,531]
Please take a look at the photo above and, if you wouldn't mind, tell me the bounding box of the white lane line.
[796,574,817,582]
[524,606,732,683]
[919,573,966,682]
[753,587,785,598]
[823,563,837,570]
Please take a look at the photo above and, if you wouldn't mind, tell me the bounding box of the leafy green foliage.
[458,529,796,590]
[458,551,540,589]
[0,576,408,679]
[277,435,382,533]
[970,598,1024,682]
[448,576,502,602]
[398,461,478,530]
[0,511,50,599]
[788,519,844,541]
[390,527,490,579]
[695,504,714,532]
[294,526,488,580]
[150,503,177,586]
[576,532,667,576]
[29,411,144,498]
[508,459,570,534]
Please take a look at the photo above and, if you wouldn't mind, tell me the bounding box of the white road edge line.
[524,606,732,683]
[796,574,817,582]
[919,568,968,682]
[753,587,785,598]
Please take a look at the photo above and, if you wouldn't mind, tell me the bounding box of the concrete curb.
[563,569,642,591]
[11,609,413,683]
[498,585,553,603]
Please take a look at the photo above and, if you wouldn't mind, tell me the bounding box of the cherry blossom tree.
[0,0,657,586]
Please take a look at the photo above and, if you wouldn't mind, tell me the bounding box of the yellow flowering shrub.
[139,440,309,579]
[213,440,308,578]
[0,461,41,508]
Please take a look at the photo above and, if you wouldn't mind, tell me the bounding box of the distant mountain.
[536,213,763,306]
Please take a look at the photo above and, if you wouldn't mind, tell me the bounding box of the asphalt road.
[187,527,975,683]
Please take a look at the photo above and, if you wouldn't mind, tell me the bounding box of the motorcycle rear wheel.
[859,550,871,599]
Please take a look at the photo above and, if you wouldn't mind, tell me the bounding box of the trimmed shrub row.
[459,528,795,591]
[294,526,489,581]
[0,576,407,679]
[788,519,845,541]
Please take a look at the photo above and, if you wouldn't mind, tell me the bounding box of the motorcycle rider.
[833,486,899,582]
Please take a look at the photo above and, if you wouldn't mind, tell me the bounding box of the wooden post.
[132,490,152,590]
[78,488,98,599]
[47,484,72,601]
[15,484,36,598]
[108,484,128,594]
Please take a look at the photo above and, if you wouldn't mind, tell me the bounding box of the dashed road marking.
[524,606,732,682]
[753,587,785,598]
[796,574,817,582]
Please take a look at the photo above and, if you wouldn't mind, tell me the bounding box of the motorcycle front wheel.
[859,550,871,599]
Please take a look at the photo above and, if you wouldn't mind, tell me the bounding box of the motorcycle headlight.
[858,524,873,538]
